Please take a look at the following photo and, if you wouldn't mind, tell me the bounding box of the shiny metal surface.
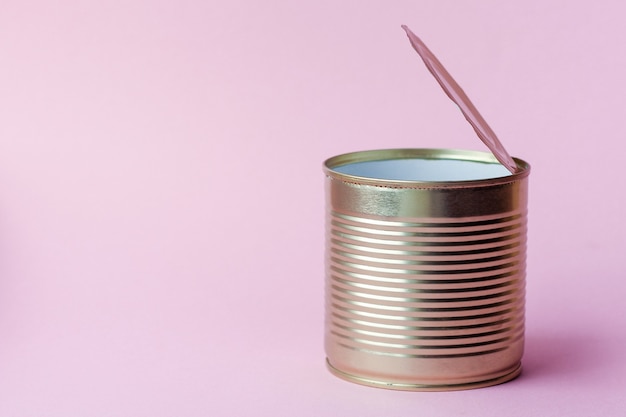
[323,148,530,391]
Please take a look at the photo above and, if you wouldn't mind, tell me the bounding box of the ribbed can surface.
[323,149,530,391]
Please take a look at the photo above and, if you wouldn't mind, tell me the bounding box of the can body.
[323,149,530,391]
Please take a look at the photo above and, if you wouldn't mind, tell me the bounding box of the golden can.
[323,148,530,391]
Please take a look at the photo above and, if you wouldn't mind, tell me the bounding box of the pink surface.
[0,1,624,415]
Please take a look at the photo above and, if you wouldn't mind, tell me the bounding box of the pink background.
[1,1,624,415]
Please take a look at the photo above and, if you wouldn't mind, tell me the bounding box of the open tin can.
[323,148,530,391]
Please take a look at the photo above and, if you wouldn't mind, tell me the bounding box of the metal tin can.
[323,148,530,391]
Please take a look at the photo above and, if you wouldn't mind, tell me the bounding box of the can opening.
[333,158,512,182]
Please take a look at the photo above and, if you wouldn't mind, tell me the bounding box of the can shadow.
[519,331,598,382]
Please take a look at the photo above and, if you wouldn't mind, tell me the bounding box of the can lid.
[401,25,519,174]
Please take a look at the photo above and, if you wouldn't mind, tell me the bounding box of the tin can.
[323,148,530,391]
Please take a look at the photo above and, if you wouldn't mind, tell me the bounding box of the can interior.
[333,158,512,182]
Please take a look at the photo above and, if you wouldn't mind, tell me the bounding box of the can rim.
[326,359,522,392]
[323,148,530,188]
